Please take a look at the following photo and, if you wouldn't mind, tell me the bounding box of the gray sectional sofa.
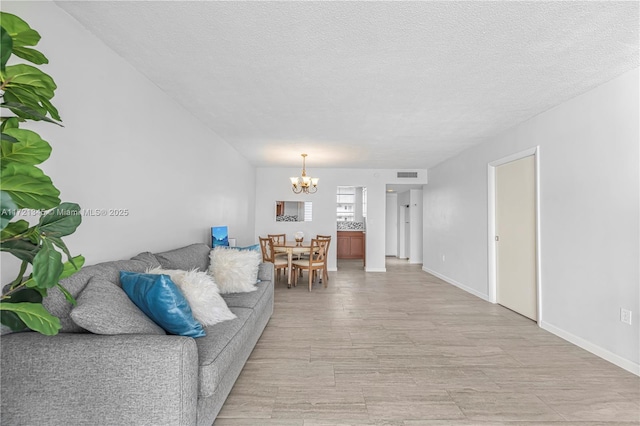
[0,243,274,426]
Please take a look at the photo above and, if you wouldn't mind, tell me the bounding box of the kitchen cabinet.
[337,231,365,259]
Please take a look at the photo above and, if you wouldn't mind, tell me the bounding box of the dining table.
[272,241,312,288]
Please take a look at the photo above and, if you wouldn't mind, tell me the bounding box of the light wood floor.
[215,258,640,425]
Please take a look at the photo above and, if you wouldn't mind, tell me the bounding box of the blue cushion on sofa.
[119,271,205,338]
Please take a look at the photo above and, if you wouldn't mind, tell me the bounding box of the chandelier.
[290,153,319,194]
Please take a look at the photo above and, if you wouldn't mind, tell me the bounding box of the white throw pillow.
[146,267,236,326]
[208,247,261,294]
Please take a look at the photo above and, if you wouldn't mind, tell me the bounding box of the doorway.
[336,186,366,270]
[385,184,424,264]
[488,148,540,322]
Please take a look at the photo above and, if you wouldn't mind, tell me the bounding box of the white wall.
[255,168,427,272]
[397,191,410,259]
[1,2,256,284]
[409,189,423,264]
[354,187,364,222]
[385,193,398,256]
[423,68,640,373]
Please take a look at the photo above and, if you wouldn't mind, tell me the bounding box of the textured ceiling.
[55,1,638,169]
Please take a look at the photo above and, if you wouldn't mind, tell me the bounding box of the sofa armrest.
[258,262,274,282]
[1,332,198,426]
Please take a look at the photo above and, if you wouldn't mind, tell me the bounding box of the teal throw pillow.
[119,271,205,338]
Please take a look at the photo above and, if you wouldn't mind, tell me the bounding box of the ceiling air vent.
[397,171,418,178]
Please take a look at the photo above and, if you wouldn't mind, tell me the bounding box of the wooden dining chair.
[315,235,331,283]
[292,238,329,291]
[297,233,330,266]
[267,234,288,260]
[259,236,288,283]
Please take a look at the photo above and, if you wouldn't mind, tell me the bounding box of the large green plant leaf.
[0,133,19,143]
[11,28,40,49]
[0,26,12,71]
[1,117,19,132]
[56,255,85,307]
[55,284,75,306]
[0,12,42,49]
[0,287,44,332]
[0,310,26,332]
[1,64,60,123]
[0,218,29,240]
[32,239,63,289]
[2,88,60,122]
[47,235,72,264]
[59,255,85,280]
[0,128,51,167]
[2,64,56,98]
[0,238,39,263]
[0,118,19,142]
[0,302,60,335]
[40,97,61,122]
[2,89,47,119]
[0,102,61,125]
[39,203,81,237]
[0,190,17,230]
[2,286,43,304]
[24,254,84,294]
[11,46,48,65]
[0,163,60,209]
[3,63,56,90]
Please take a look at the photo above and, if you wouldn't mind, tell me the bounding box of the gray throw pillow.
[70,278,165,335]
[130,251,162,269]
[154,243,211,272]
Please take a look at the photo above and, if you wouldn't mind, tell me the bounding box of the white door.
[496,155,537,321]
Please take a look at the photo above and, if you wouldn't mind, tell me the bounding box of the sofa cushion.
[154,243,211,272]
[120,271,205,338]
[70,278,166,335]
[221,280,272,309]
[257,262,274,282]
[208,247,261,294]
[45,259,150,333]
[196,307,253,397]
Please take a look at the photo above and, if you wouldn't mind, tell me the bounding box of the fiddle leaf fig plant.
[0,12,84,335]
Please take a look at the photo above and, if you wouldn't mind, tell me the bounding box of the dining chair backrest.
[309,238,329,264]
[315,235,331,256]
[315,235,331,272]
[268,234,286,246]
[259,236,275,263]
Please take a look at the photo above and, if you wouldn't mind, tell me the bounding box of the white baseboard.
[422,266,490,302]
[540,321,640,376]
[365,267,386,272]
